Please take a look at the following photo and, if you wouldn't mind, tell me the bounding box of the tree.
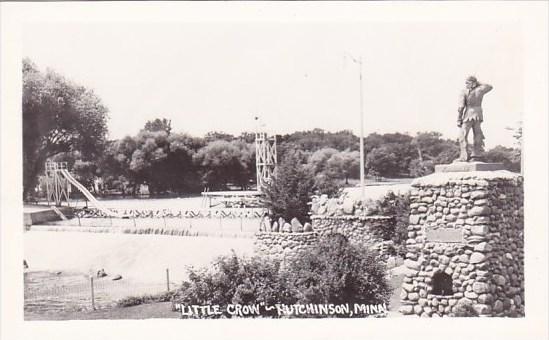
[100,137,138,195]
[193,140,255,190]
[128,130,171,194]
[325,150,360,184]
[433,146,459,165]
[277,129,359,160]
[100,131,204,195]
[408,159,435,178]
[144,118,172,134]
[505,121,522,173]
[411,132,444,161]
[365,145,400,178]
[204,131,235,143]
[238,131,257,144]
[483,145,521,173]
[363,133,415,177]
[308,148,339,174]
[411,131,460,167]
[163,133,204,193]
[23,58,108,198]
[262,151,315,222]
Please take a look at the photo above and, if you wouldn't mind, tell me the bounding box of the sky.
[23,20,523,148]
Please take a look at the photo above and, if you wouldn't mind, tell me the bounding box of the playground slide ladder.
[58,169,127,218]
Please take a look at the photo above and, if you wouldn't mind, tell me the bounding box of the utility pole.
[358,56,365,204]
[346,53,366,203]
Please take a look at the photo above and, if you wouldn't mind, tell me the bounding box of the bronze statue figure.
[456,76,493,162]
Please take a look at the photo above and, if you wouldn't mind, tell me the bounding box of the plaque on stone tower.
[425,228,464,243]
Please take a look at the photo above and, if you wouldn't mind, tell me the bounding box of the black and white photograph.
[1,2,547,340]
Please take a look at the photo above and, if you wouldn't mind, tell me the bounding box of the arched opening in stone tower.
[431,272,453,296]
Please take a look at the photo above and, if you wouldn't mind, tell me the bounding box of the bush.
[366,191,410,257]
[283,234,392,315]
[174,235,392,318]
[116,291,175,307]
[176,252,291,318]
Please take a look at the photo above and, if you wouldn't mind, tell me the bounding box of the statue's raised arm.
[477,83,493,95]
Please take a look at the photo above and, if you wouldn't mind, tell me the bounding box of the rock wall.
[255,215,395,262]
[254,232,318,261]
[311,215,395,256]
[255,215,395,261]
[399,170,524,317]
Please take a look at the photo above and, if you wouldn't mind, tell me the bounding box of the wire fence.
[24,269,176,315]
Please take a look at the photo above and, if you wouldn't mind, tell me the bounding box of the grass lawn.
[24,231,254,320]
[26,270,408,320]
[26,302,180,321]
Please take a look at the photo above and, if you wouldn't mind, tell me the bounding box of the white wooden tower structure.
[254,118,277,191]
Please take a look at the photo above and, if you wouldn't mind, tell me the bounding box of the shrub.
[282,234,392,315]
[366,191,410,257]
[176,252,291,318]
[174,235,393,318]
[116,291,175,307]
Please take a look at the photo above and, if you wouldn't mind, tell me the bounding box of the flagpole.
[358,56,365,204]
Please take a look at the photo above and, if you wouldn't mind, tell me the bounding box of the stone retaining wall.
[254,215,395,261]
[312,215,394,247]
[254,232,318,261]
[399,170,524,317]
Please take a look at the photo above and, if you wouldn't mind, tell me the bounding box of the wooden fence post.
[166,268,170,292]
[90,276,96,310]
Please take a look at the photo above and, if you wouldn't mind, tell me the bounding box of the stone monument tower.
[398,167,523,317]
[399,77,524,317]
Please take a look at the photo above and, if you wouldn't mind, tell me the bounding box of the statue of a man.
[456,76,493,162]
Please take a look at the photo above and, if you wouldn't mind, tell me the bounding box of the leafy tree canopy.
[23,58,108,197]
[144,118,172,134]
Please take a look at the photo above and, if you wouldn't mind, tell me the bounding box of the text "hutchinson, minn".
[173,303,387,317]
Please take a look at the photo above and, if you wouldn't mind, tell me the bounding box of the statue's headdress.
[466,76,478,83]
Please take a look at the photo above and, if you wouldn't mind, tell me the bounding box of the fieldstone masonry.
[254,232,318,262]
[312,215,395,256]
[255,215,395,262]
[399,169,524,317]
